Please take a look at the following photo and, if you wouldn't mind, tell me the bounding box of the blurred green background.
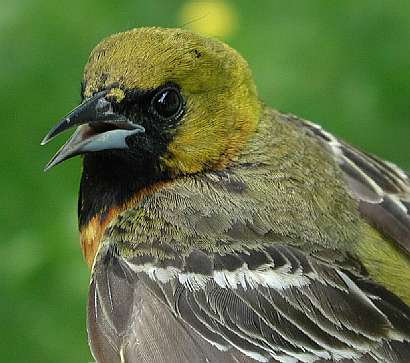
[1,1,409,362]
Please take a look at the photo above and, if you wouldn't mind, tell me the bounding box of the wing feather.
[96,244,410,363]
[88,246,257,363]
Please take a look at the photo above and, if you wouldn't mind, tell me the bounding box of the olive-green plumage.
[43,27,410,363]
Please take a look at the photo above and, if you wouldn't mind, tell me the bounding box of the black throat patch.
[79,147,170,228]
[78,83,184,228]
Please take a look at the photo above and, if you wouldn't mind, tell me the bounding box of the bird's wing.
[288,115,410,255]
[88,244,254,363]
[89,242,410,363]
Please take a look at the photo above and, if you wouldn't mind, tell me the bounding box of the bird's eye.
[150,86,183,120]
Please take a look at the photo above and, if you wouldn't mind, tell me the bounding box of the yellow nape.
[357,223,410,305]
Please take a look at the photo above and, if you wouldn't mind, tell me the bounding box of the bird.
[42,27,410,363]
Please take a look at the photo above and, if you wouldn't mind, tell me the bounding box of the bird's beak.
[41,89,145,171]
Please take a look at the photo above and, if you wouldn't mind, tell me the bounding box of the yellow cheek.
[162,88,261,175]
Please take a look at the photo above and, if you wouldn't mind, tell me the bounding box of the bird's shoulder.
[282,111,410,255]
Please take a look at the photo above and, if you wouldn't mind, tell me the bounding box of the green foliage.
[1,1,409,362]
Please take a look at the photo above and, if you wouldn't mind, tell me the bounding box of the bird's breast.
[79,181,170,268]
[80,208,122,268]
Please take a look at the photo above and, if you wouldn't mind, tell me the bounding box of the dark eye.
[151,86,183,119]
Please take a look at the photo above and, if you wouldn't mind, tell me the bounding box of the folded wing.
[89,243,410,363]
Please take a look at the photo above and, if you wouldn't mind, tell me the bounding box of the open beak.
[41,89,145,171]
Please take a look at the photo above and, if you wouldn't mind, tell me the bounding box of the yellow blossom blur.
[179,1,238,38]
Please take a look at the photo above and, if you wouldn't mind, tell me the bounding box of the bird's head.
[43,27,262,254]
[43,27,261,177]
